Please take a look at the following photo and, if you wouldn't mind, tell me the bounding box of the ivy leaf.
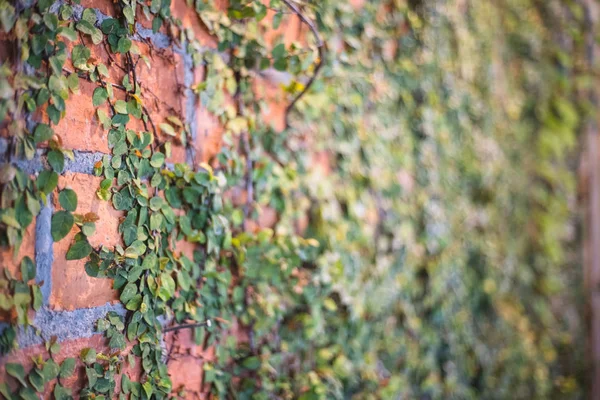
[0,163,16,184]
[59,358,76,378]
[272,43,286,60]
[114,100,128,114]
[66,237,93,260]
[42,359,60,381]
[142,381,153,399]
[34,123,54,144]
[59,189,78,212]
[125,240,146,258]
[92,87,108,107]
[32,285,42,311]
[57,26,77,41]
[150,152,165,168]
[97,109,111,129]
[159,122,176,136]
[20,256,36,281]
[120,282,137,304]
[47,149,65,173]
[80,348,97,364]
[53,384,72,400]
[6,363,27,386]
[51,210,74,242]
[82,222,96,237]
[28,369,45,392]
[123,6,135,25]
[19,387,38,400]
[37,170,58,194]
[72,45,91,70]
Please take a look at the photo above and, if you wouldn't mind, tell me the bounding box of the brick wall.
[0,0,304,396]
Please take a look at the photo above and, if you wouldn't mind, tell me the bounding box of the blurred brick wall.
[0,0,305,396]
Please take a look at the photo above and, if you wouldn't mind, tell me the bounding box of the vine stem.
[163,320,211,333]
[280,0,325,128]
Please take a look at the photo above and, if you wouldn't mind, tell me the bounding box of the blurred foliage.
[217,0,590,398]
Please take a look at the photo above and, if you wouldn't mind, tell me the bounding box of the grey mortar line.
[173,41,198,165]
[0,138,110,176]
[16,303,126,348]
[36,192,53,304]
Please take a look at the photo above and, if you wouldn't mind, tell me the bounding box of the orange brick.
[194,106,224,164]
[0,218,36,280]
[49,173,121,310]
[252,76,287,132]
[79,0,117,18]
[48,79,112,154]
[261,7,305,47]
[165,329,215,397]
[171,0,218,48]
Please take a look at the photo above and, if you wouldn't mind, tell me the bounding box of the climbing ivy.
[0,0,592,399]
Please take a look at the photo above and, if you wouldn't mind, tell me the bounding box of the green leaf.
[123,6,135,24]
[114,100,128,114]
[37,170,58,194]
[125,240,146,258]
[53,384,72,400]
[51,210,74,242]
[92,87,108,107]
[272,43,286,60]
[57,26,77,41]
[81,348,97,364]
[34,123,54,144]
[82,222,96,237]
[28,368,45,392]
[142,381,153,398]
[32,284,42,310]
[59,189,78,212]
[159,122,176,136]
[6,363,27,386]
[0,163,16,184]
[86,367,97,387]
[120,282,137,304]
[19,387,38,400]
[42,359,60,381]
[66,238,93,260]
[150,152,165,168]
[47,150,65,172]
[20,256,36,281]
[59,358,76,378]
[97,109,111,129]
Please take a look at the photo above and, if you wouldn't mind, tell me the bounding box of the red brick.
[79,0,117,18]
[262,7,305,48]
[47,79,112,154]
[49,173,121,310]
[0,218,36,280]
[165,329,215,398]
[170,0,218,48]
[194,106,224,163]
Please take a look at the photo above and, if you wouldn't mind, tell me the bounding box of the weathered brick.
[165,329,215,398]
[262,8,305,47]
[49,173,121,310]
[0,218,36,280]
[254,75,287,132]
[194,106,225,164]
[171,0,218,48]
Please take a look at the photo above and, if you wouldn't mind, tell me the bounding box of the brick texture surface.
[49,173,121,310]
